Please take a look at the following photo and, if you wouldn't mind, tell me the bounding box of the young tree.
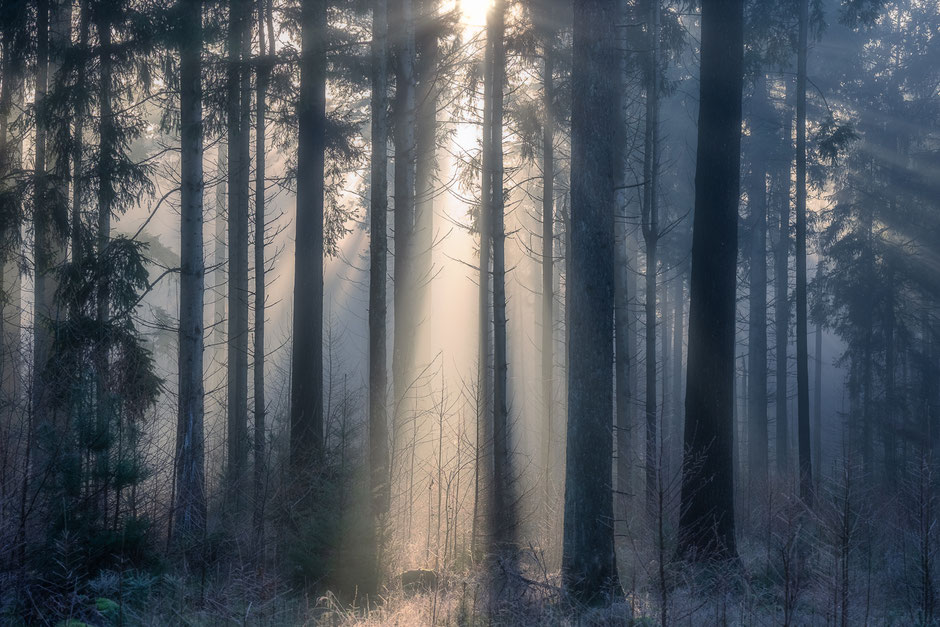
[562,0,621,602]
[677,0,744,561]
[174,0,207,550]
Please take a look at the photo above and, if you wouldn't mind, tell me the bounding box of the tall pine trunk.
[562,0,621,602]
[290,0,327,467]
[642,0,660,515]
[488,0,513,555]
[368,0,390,591]
[252,0,275,554]
[677,0,743,562]
[413,0,438,369]
[746,72,770,485]
[795,0,813,505]
[174,0,207,550]
[775,76,792,476]
[540,10,556,528]
[391,0,417,423]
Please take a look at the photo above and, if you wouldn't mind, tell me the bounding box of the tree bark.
[541,12,556,528]
[747,71,770,486]
[174,0,207,550]
[641,0,660,516]
[775,77,792,476]
[290,0,327,468]
[488,0,513,555]
[562,0,622,602]
[677,0,743,562]
[368,0,390,592]
[795,0,813,506]
[226,0,251,502]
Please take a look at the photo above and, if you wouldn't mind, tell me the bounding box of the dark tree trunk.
[472,0,492,558]
[368,0,390,592]
[642,0,660,516]
[487,0,513,555]
[677,0,743,562]
[562,0,622,602]
[252,0,274,556]
[795,0,813,505]
[226,0,251,502]
[391,0,417,421]
[290,0,327,467]
[746,72,770,485]
[31,0,71,502]
[174,0,207,550]
[0,0,25,438]
[814,323,822,479]
[95,0,115,525]
[541,15,556,527]
[413,0,438,369]
[775,77,792,476]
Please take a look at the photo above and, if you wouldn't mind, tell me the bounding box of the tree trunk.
[174,0,207,550]
[31,0,71,516]
[368,0,390,592]
[226,0,251,503]
[775,77,792,476]
[488,0,513,556]
[290,0,327,467]
[541,15,556,529]
[562,0,621,602]
[252,0,274,556]
[413,0,438,370]
[391,0,417,425]
[795,0,813,506]
[814,323,822,480]
[642,0,660,516]
[677,0,743,562]
[0,2,25,441]
[472,0,492,558]
[747,71,770,486]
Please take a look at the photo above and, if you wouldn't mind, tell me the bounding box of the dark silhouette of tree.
[678,0,744,562]
[562,0,622,602]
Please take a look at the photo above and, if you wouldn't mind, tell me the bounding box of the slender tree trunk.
[473,4,493,558]
[747,72,770,485]
[795,0,813,505]
[368,0,390,592]
[677,0,744,562]
[391,0,417,424]
[0,4,24,439]
[95,1,116,526]
[613,7,632,528]
[226,0,251,502]
[541,18,556,529]
[671,274,684,463]
[884,277,898,484]
[413,0,438,369]
[642,0,660,516]
[488,0,513,556]
[290,0,327,467]
[252,0,272,556]
[775,77,792,476]
[814,323,822,479]
[174,0,207,551]
[562,0,622,602]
